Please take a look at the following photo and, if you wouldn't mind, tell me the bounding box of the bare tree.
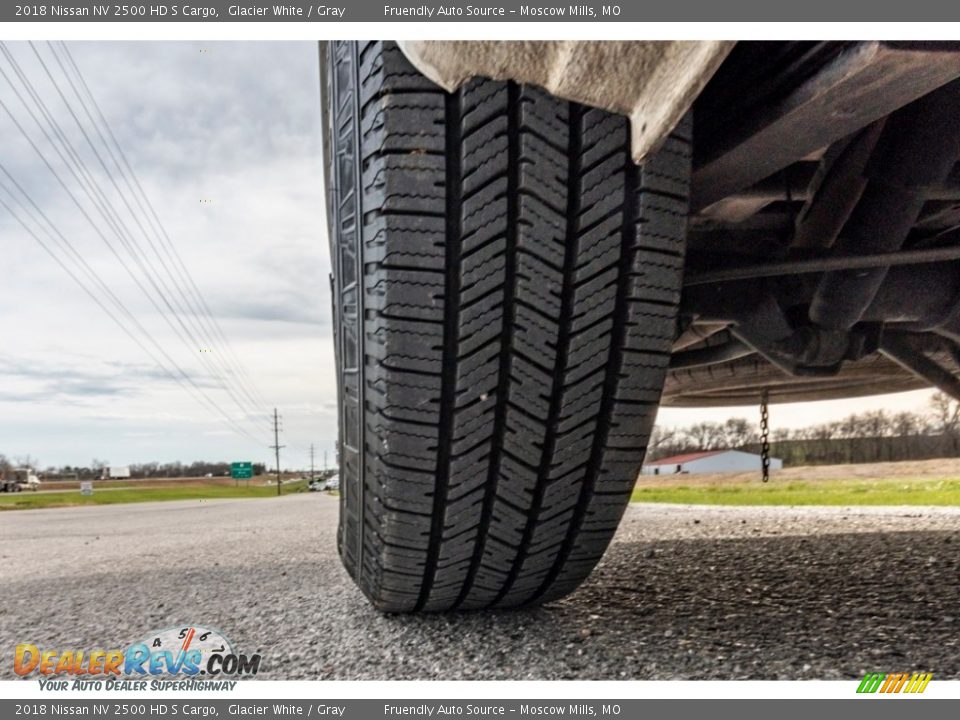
[648,426,676,453]
[860,410,892,437]
[686,421,727,450]
[840,413,860,439]
[929,392,960,432]
[13,454,38,470]
[772,427,792,442]
[930,392,960,452]
[893,411,920,436]
[651,398,958,465]
[722,417,756,448]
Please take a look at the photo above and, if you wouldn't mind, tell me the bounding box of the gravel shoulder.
[1,495,957,680]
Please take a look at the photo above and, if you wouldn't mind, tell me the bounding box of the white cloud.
[0,41,335,469]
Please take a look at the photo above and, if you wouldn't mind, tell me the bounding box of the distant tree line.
[0,455,266,480]
[650,392,960,466]
[121,461,268,479]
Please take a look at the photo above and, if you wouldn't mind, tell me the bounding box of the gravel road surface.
[1,494,957,680]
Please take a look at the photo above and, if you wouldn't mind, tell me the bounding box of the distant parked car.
[308,479,324,492]
[323,474,339,492]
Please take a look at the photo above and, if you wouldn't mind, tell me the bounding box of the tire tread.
[328,41,689,612]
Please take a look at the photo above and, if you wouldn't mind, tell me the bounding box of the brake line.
[685,245,960,287]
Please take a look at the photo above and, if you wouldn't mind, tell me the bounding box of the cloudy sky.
[0,41,936,470]
[0,41,333,470]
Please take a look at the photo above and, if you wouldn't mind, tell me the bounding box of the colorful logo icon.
[857,672,932,694]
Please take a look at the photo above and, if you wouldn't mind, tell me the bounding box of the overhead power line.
[0,42,273,447]
[52,41,272,414]
[0,188,266,447]
[55,42,271,413]
[0,72,266,440]
[2,41,270,427]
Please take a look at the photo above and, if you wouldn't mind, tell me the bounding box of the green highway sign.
[231,462,253,479]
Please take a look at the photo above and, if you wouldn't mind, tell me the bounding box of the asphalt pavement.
[1,494,958,680]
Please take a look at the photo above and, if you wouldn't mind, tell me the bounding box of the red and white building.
[641,449,783,475]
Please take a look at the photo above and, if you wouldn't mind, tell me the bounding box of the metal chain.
[760,389,771,483]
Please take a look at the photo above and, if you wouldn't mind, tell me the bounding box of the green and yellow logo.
[857,672,932,694]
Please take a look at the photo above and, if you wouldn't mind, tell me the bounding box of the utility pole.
[270,408,285,496]
[309,443,316,481]
[323,450,328,473]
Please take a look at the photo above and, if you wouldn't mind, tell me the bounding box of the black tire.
[325,41,690,612]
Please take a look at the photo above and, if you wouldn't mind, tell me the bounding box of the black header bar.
[5,0,960,23]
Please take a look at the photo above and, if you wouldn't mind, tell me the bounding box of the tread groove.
[454,81,521,610]
[414,88,462,612]
[527,144,638,606]
[351,41,368,584]
[492,101,581,607]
